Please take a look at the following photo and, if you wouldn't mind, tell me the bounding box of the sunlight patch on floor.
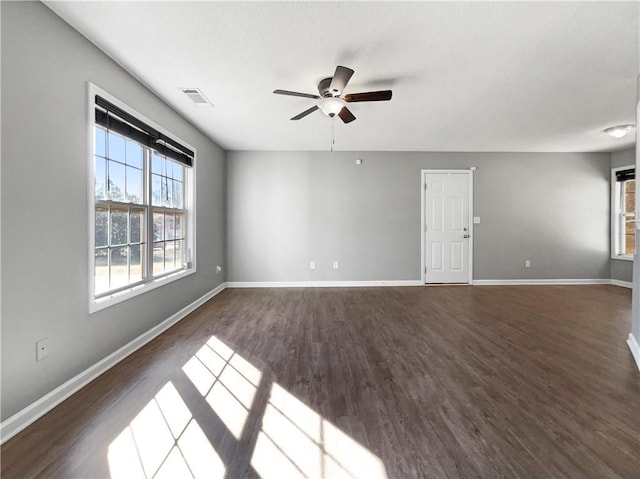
[108,336,387,478]
[182,336,261,440]
[181,354,216,396]
[252,382,388,479]
[107,427,146,479]
[107,382,225,479]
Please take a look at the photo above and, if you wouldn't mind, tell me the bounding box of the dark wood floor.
[2,285,639,478]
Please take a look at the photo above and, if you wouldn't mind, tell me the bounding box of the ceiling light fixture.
[604,124,635,139]
[318,97,345,117]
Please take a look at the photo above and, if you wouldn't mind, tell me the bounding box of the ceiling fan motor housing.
[318,77,338,97]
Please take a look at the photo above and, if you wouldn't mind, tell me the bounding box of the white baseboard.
[231,279,630,288]
[627,334,640,372]
[472,279,611,286]
[0,282,227,445]
[610,279,633,289]
[227,280,423,288]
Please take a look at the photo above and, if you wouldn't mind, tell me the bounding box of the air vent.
[180,88,212,107]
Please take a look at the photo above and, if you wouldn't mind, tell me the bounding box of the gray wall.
[228,151,610,282]
[1,2,226,420]
[611,258,634,283]
[610,147,636,283]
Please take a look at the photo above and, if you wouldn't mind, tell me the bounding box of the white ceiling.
[45,1,639,153]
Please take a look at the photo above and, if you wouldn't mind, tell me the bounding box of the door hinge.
[425,266,427,273]
[424,183,427,190]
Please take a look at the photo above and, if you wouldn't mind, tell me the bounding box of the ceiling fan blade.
[273,89,320,99]
[291,105,319,120]
[329,66,355,96]
[344,90,392,102]
[338,107,356,124]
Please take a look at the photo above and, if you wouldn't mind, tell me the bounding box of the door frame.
[421,169,475,285]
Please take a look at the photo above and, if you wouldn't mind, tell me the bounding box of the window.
[611,166,635,259]
[90,86,195,312]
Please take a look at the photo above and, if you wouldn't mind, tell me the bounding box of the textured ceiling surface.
[45,1,639,152]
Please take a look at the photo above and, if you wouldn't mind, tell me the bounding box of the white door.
[423,171,472,284]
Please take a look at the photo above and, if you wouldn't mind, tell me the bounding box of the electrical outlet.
[333,261,339,270]
[310,261,315,270]
[36,338,49,361]
[216,265,222,273]
[525,259,531,268]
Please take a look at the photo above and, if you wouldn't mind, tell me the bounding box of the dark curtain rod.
[615,168,635,182]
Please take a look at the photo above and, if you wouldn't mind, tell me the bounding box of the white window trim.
[611,164,634,261]
[88,83,197,313]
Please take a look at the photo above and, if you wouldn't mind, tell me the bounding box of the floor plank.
[2,285,639,478]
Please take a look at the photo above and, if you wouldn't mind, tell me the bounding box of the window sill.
[89,267,195,313]
[611,255,634,262]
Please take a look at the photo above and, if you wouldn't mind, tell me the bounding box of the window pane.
[153,242,165,276]
[153,211,164,241]
[95,249,109,294]
[165,212,176,240]
[110,246,129,289]
[162,155,168,177]
[175,239,184,267]
[165,240,177,271]
[107,160,126,201]
[95,127,106,158]
[171,161,183,181]
[95,156,106,199]
[625,180,635,214]
[624,180,636,255]
[108,131,126,163]
[130,209,143,244]
[625,218,635,255]
[173,180,183,209]
[625,233,635,255]
[95,207,108,247]
[111,209,128,246]
[175,213,184,240]
[126,166,143,203]
[130,245,143,283]
[126,141,143,169]
[152,152,164,175]
[152,174,162,206]
[162,177,171,208]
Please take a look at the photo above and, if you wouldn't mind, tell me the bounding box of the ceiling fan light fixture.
[318,97,345,117]
[604,124,635,139]
[274,66,392,123]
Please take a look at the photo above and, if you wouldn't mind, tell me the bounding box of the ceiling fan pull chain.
[331,117,335,152]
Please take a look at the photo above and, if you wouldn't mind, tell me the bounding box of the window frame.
[88,83,196,313]
[611,164,635,261]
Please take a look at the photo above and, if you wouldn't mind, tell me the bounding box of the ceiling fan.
[273,66,392,124]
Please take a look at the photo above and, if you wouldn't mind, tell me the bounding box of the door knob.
[463,234,470,239]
